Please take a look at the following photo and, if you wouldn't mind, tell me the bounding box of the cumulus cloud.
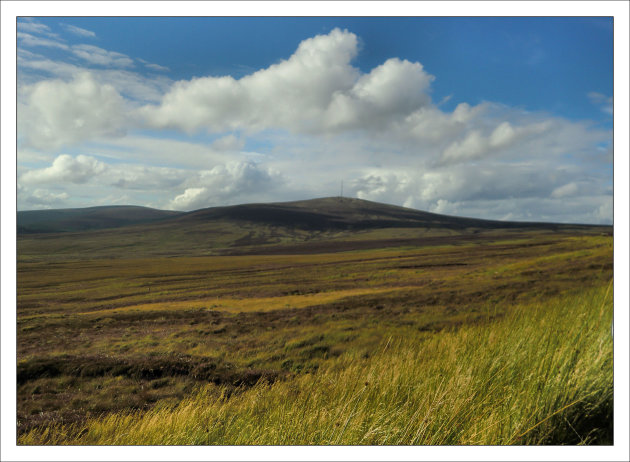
[440,120,552,164]
[15,27,612,224]
[166,161,283,210]
[141,28,434,135]
[352,162,607,215]
[167,188,207,210]
[141,28,357,133]
[71,44,134,68]
[19,72,129,150]
[353,168,612,224]
[21,154,107,184]
[323,58,434,131]
[401,103,487,144]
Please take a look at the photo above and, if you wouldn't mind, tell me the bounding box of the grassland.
[16,220,613,444]
[20,285,612,445]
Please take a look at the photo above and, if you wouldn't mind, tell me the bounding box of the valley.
[16,198,614,444]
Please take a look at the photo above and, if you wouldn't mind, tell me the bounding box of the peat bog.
[16,198,613,444]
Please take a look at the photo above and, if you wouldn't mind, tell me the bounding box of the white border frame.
[2,2,628,461]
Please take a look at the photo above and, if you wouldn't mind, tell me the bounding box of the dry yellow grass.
[19,283,613,445]
[57,286,419,317]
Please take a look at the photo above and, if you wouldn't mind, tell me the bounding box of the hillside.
[16,197,614,445]
[17,197,611,260]
[17,205,181,234]
[174,197,511,231]
[18,197,607,233]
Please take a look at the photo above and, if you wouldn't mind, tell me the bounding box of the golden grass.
[19,282,613,445]
[16,232,613,442]
[55,286,420,317]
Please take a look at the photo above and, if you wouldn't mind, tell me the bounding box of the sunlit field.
[17,229,613,444]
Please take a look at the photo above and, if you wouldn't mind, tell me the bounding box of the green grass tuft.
[19,283,612,445]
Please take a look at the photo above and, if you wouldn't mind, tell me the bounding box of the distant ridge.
[17,197,611,259]
[17,205,181,234]
[172,197,585,231]
[17,197,609,235]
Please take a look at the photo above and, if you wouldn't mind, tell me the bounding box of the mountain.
[173,197,569,231]
[17,205,182,234]
[17,198,610,260]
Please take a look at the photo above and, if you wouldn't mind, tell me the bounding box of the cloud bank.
[139,29,435,136]
[16,25,613,224]
[19,73,129,150]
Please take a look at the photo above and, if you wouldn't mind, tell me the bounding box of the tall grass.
[19,283,613,445]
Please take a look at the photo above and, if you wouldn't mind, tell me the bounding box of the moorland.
[16,197,613,444]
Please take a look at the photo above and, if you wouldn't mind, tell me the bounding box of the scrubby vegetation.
[16,200,613,444]
[18,284,612,445]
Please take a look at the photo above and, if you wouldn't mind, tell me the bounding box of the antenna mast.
[340,180,343,200]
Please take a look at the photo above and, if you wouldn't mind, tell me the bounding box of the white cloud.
[107,164,189,190]
[441,130,486,163]
[396,103,487,145]
[18,52,82,81]
[595,200,613,224]
[19,72,129,150]
[211,134,245,152]
[356,172,612,224]
[21,154,107,184]
[71,44,134,68]
[430,196,612,225]
[141,28,436,135]
[18,19,54,36]
[588,91,613,115]
[146,63,169,71]
[166,161,284,210]
[96,70,172,102]
[18,53,172,102]
[62,24,96,38]
[17,147,54,165]
[14,27,612,224]
[323,58,434,131]
[95,135,234,169]
[17,32,68,50]
[551,182,579,199]
[440,120,552,165]
[18,185,70,210]
[138,59,170,72]
[167,187,207,210]
[350,160,612,224]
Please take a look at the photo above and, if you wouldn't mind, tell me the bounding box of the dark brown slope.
[171,197,604,232]
[17,206,182,234]
[17,197,611,260]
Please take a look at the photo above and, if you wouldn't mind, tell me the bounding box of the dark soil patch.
[18,354,282,387]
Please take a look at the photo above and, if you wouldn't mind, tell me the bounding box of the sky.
[15,16,615,224]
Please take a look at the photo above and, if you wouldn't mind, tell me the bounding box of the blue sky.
[24,17,613,121]
[16,16,614,223]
